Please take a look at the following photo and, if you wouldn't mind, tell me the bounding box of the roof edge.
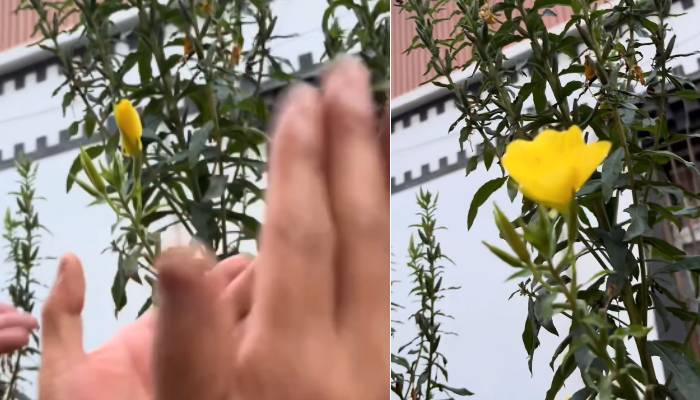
[0,9,138,77]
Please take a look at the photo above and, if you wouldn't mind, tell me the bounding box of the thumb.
[40,253,86,369]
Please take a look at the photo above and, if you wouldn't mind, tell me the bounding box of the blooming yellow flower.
[502,125,611,212]
[114,99,142,157]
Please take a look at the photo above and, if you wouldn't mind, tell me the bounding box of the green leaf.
[111,261,128,316]
[534,292,558,335]
[641,150,699,178]
[654,256,700,274]
[137,40,152,84]
[494,206,531,264]
[67,145,103,192]
[483,143,496,170]
[507,177,519,202]
[644,236,686,261]
[84,111,97,137]
[68,121,80,137]
[672,89,700,100]
[468,177,506,229]
[533,0,572,10]
[203,175,228,201]
[571,388,595,400]
[523,299,542,373]
[187,122,214,168]
[649,341,700,400]
[483,241,524,267]
[611,324,652,340]
[601,148,624,201]
[62,91,75,113]
[137,297,152,317]
[533,78,547,114]
[624,205,650,241]
[190,201,216,243]
[545,353,576,400]
[438,384,474,396]
[561,80,583,98]
[79,147,106,195]
[465,154,480,176]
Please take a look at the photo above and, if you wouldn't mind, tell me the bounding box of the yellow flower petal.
[574,140,612,190]
[502,125,611,212]
[114,99,143,157]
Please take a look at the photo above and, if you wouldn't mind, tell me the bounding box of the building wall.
[0,1,351,396]
[390,0,699,397]
[0,0,81,53]
[390,1,573,98]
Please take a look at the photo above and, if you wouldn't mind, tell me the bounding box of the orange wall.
[0,0,80,54]
[0,0,37,53]
[391,2,573,98]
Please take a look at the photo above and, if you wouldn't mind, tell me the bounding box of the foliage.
[20,0,296,314]
[1,158,45,399]
[399,0,700,398]
[21,0,389,316]
[391,189,472,400]
[323,0,390,104]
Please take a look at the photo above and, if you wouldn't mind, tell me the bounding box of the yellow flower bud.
[502,126,611,212]
[114,99,143,157]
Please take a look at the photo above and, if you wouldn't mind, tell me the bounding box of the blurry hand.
[155,57,389,399]
[38,253,252,400]
[0,303,38,354]
[38,254,155,400]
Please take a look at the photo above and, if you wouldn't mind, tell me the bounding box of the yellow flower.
[502,125,611,212]
[114,99,142,157]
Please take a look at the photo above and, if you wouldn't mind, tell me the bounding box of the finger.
[322,58,389,327]
[0,304,17,314]
[0,327,31,354]
[256,84,335,328]
[209,253,253,288]
[40,253,86,369]
[0,313,38,331]
[223,266,254,321]
[155,247,231,400]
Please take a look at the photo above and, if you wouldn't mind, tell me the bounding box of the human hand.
[0,303,38,355]
[155,57,389,399]
[38,254,155,400]
[38,252,252,400]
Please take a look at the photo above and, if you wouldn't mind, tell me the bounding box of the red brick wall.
[391,2,573,98]
[0,0,79,54]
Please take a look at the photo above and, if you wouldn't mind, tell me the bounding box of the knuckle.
[267,210,334,252]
